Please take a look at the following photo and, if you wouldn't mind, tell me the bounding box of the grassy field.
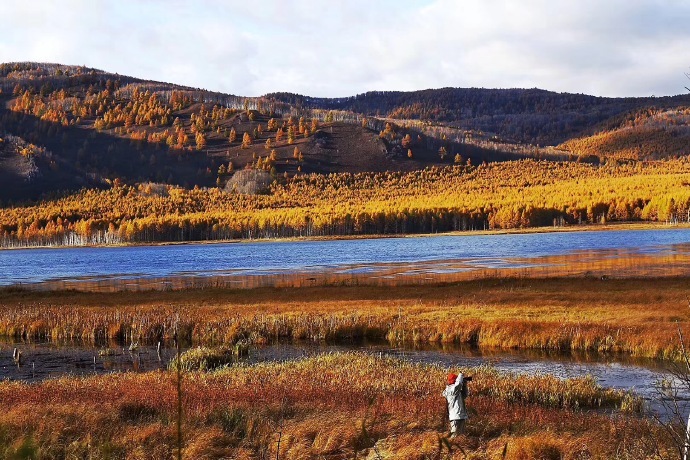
[0,353,671,459]
[2,277,689,359]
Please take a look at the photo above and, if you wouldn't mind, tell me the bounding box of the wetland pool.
[1,338,686,418]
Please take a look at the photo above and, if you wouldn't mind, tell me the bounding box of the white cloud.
[0,0,688,97]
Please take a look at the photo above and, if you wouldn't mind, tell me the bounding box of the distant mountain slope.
[266,88,690,145]
[0,62,190,96]
[559,107,690,161]
[0,133,99,203]
[0,63,464,201]
[1,62,689,203]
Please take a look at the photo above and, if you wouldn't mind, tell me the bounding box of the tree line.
[1,159,689,247]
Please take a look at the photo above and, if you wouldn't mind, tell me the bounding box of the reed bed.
[0,353,669,459]
[1,278,688,360]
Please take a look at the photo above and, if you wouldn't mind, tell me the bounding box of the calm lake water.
[1,228,690,289]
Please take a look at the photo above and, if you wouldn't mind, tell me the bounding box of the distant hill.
[559,107,690,161]
[0,61,689,203]
[266,88,690,145]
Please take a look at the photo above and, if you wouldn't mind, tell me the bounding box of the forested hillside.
[0,63,529,202]
[559,107,690,161]
[1,62,689,203]
[0,61,689,241]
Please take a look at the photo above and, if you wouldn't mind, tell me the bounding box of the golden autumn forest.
[1,62,689,246]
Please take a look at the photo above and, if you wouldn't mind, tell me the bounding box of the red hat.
[447,373,458,385]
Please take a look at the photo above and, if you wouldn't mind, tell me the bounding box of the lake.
[1,227,690,291]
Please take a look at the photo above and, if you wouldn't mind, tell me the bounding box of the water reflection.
[22,242,690,292]
[2,229,690,292]
[0,340,172,382]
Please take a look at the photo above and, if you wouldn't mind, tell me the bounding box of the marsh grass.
[1,278,688,360]
[0,277,680,458]
[0,353,670,459]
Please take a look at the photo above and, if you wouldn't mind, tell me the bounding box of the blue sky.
[1,0,689,97]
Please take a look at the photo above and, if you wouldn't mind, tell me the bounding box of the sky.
[1,0,689,98]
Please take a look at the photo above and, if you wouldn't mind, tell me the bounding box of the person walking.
[442,372,468,438]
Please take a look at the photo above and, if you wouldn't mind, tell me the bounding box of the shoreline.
[2,220,689,252]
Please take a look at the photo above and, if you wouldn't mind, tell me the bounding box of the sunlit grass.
[0,353,667,459]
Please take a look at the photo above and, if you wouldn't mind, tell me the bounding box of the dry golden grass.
[1,277,689,359]
[0,353,671,459]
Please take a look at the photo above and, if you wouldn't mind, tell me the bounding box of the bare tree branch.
[677,322,690,374]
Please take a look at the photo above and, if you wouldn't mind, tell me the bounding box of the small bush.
[207,408,248,438]
[168,346,234,372]
[224,170,273,195]
[118,402,159,423]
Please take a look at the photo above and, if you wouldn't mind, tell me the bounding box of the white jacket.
[442,373,468,421]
